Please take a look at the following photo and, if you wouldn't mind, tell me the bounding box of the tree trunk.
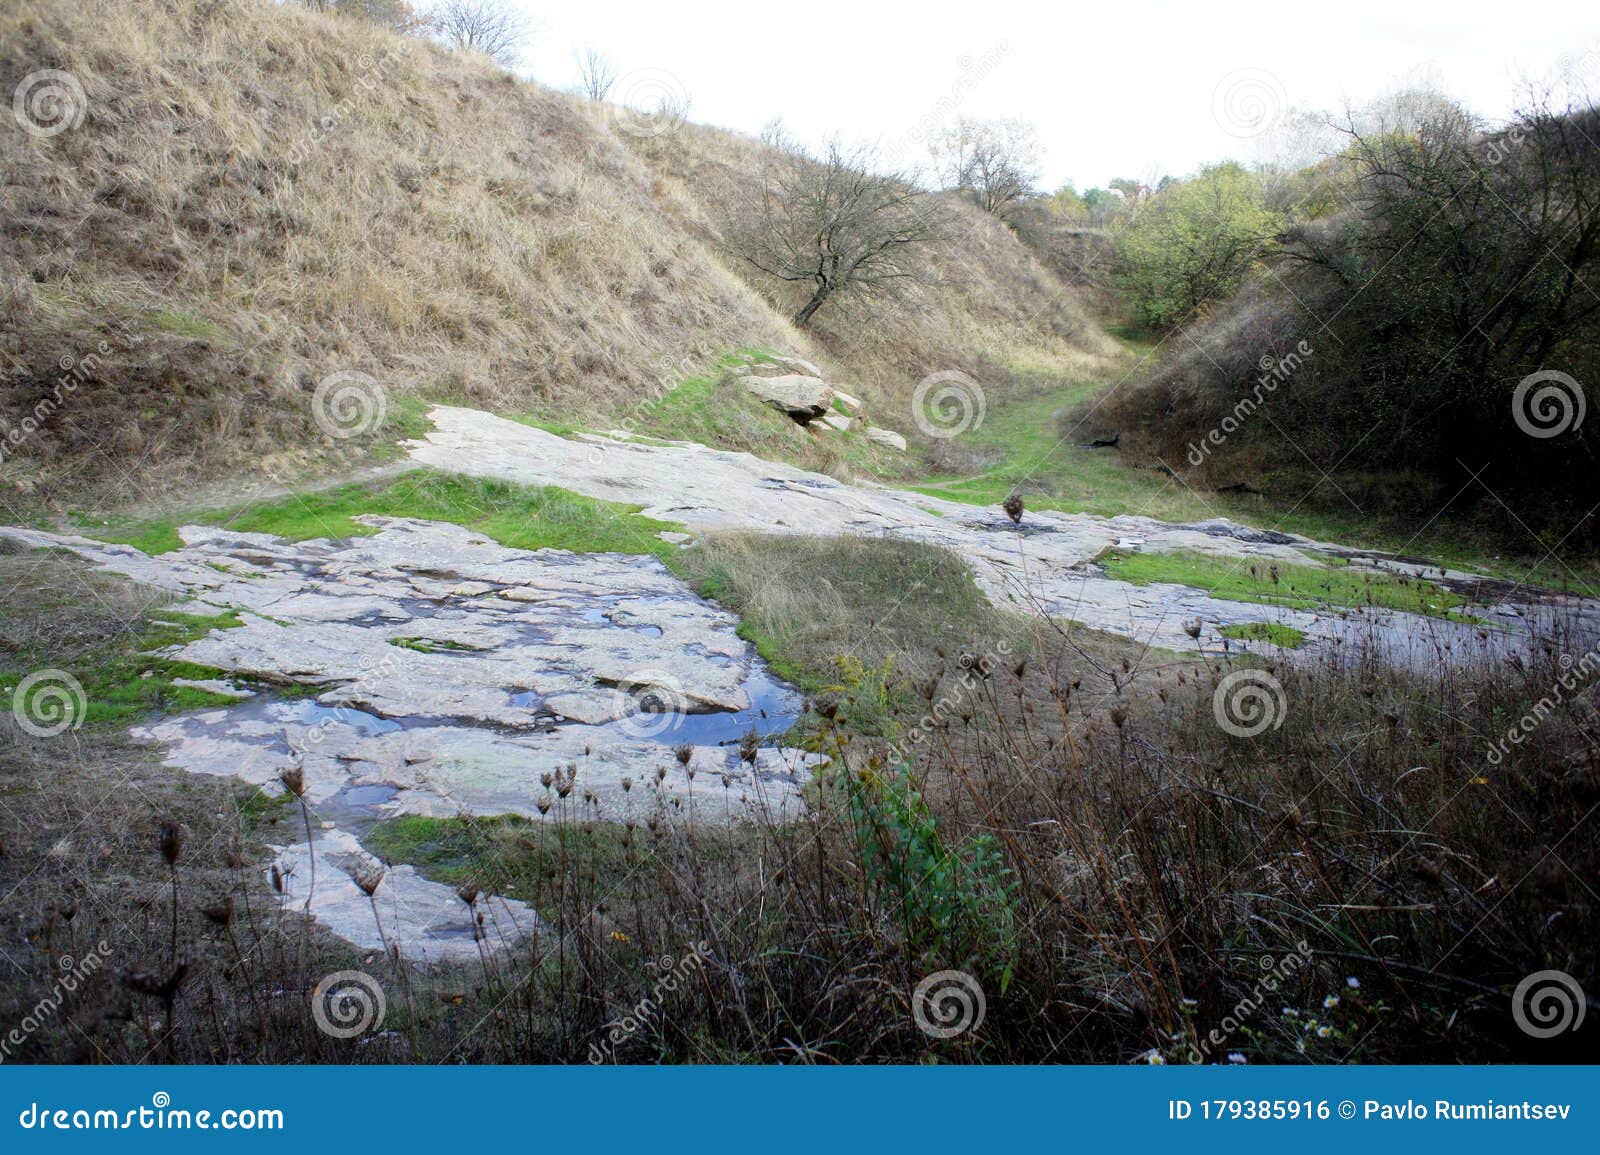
[792,284,831,328]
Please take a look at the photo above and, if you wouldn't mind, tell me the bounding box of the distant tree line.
[1103,92,1600,540]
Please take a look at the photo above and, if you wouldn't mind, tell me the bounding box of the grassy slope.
[906,354,1599,589]
[1098,549,1472,618]
[0,0,1114,511]
[82,470,685,564]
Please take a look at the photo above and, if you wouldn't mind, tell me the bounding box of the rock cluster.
[726,353,904,450]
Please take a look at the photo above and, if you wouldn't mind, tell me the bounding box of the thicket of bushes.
[1100,96,1599,546]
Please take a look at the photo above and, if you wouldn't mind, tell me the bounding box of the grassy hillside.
[0,0,1117,509]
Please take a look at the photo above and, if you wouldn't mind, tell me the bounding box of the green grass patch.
[369,392,436,464]
[905,377,1596,591]
[1217,621,1308,648]
[388,636,480,653]
[139,308,222,343]
[1100,549,1471,618]
[365,814,749,905]
[0,607,250,729]
[78,471,687,566]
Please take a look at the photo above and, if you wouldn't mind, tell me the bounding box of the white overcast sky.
[511,0,1600,189]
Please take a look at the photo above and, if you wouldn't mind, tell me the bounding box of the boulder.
[771,354,823,377]
[819,412,854,433]
[866,427,907,452]
[743,373,834,423]
[831,389,863,415]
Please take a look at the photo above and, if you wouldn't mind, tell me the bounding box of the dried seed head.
[158,820,183,866]
[674,742,694,767]
[739,729,760,765]
[456,883,480,907]
[279,763,306,799]
[1002,494,1024,525]
[350,865,384,897]
[1183,618,1203,640]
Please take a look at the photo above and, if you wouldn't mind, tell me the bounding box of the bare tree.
[576,47,616,102]
[929,117,1041,216]
[739,131,945,328]
[428,0,528,67]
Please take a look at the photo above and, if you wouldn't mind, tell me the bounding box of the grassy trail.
[907,373,1598,594]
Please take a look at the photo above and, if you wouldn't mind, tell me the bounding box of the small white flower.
[1346,976,1361,989]
[1316,1025,1332,1038]
[1179,997,1198,1009]
[1323,995,1340,1009]
[1139,1049,1166,1065]
[1227,1052,1247,1064]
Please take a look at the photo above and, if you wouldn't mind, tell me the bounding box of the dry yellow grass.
[1,0,1117,508]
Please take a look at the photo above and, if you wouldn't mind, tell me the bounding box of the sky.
[509,0,1600,190]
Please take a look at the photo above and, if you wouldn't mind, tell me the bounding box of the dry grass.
[0,0,1117,513]
[6,534,1589,1063]
[628,120,1124,411]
